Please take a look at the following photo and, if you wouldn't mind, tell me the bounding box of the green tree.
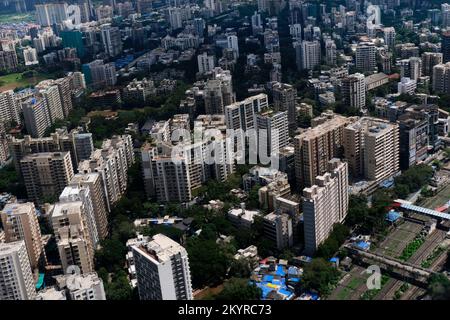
[95,237,127,272]
[186,237,232,288]
[228,258,253,278]
[301,258,340,296]
[105,270,133,300]
[216,278,261,300]
[427,274,450,300]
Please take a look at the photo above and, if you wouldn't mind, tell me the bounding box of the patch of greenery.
[316,223,350,259]
[216,278,261,300]
[427,273,450,300]
[421,247,446,268]
[398,235,425,261]
[301,258,341,296]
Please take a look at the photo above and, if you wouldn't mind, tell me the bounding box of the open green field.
[0,13,34,24]
[0,72,49,92]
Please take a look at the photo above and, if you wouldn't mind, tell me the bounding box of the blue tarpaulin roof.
[276,265,285,276]
[386,210,402,222]
[355,241,370,250]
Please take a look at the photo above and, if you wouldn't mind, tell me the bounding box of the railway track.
[407,230,445,266]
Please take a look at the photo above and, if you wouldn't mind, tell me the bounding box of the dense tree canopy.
[428,274,450,300]
[216,278,261,300]
[301,258,340,296]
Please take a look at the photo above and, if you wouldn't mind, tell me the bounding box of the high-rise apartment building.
[77,135,134,208]
[59,186,99,249]
[0,90,21,127]
[325,39,337,66]
[343,117,399,183]
[100,24,123,58]
[432,62,450,93]
[20,152,74,203]
[398,113,429,170]
[383,27,396,50]
[263,212,293,250]
[0,50,18,72]
[82,60,117,89]
[22,97,52,138]
[302,159,349,255]
[132,234,193,300]
[36,82,64,123]
[355,42,377,73]
[9,128,93,172]
[70,173,109,239]
[1,203,45,270]
[272,82,297,135]
[54,77,74,118]
[225,93,268,131]
[422,52,443,77]
[294,112,353,188]
[51,201,95,275]
[256,109,289,157]
[23,47,38,66]
[341,73,366,112]
[0,241,36,300]
[35,3,68,26]
[295,40,320,71]
[441,30,450,63]
[197,52,215,75]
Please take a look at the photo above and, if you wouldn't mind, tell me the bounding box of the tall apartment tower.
[297,40,320,70]
[82,60,117,89]
[37,84,64,123]
[383,27,396,50]
[197,52,215,74]
[325,39,337,66]
[59,186,99,250]
[51,201,95,275]
[302,159,349,255]
[203,80,224,114]
[225,93,268,131]
[22,97,52,138]
[263,212,293,250]
[1,203,45,270]
[100,24,123,58]
[142,142,201,203]
[272,82,297,135]
[355,43,377,73]
[341,73,366,112]
[294,112,353,188]
[0,90,21,126]
[344,117,400,183]
[442,3,450,29]
[225,94,268,161]
[20,152,74,204]
[55,77,73,117]
[441,30,450,63]
[132,234,193,300]
[422,52,443,77]
[70,173,109,240]
[0,241,37,300]
[408,57,423,81]
[432,62,450,93]
[256,109,289,157]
